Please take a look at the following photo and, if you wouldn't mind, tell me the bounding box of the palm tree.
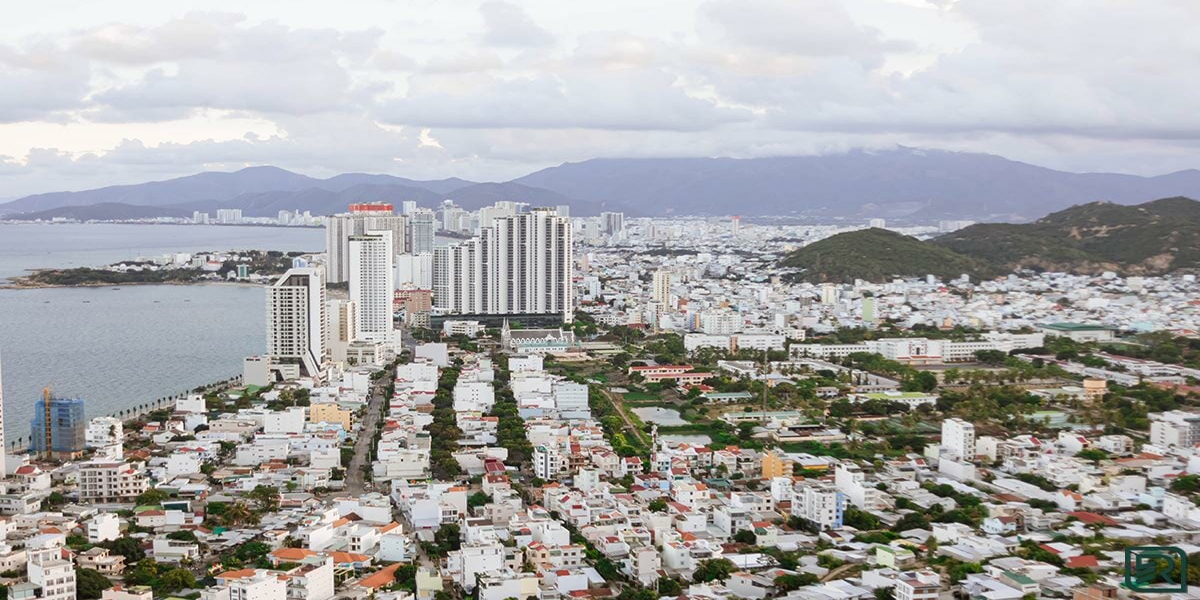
[224,502,253,526]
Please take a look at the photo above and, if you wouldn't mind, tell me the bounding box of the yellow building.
[761,449,793,479]
[308,402,352,430]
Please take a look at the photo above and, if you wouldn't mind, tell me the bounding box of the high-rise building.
[408,209,436,254]
[350,231,395,342]
[396,252,434,289]
[651,269,672,306]
[601,212,625,236]
[433,208,573,321]
[327,299,357,363]
[324,204,406,284]
[401,200,418,215]
[730,215,741,235]
[266,267,328,379]
[216,208,243,224]
[30,391,85,458]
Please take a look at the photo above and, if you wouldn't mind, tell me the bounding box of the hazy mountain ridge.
[7,149,1200,220]
[780,197,1200,282]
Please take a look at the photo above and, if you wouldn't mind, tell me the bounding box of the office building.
[350,231,395,342]
[433,208,572,321]
[409,209,436,254]
[30,391,85,458]
[324,204,407,284]
[266,267,328,380]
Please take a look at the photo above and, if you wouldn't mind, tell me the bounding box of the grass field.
[622,391,659,401]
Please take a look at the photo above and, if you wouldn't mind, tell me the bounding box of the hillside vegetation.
[780,197,1200,282]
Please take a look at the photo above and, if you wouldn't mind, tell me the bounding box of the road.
[345,376,388,495]
[600,386,651,447]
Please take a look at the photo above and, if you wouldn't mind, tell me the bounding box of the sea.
[0,223,325,445]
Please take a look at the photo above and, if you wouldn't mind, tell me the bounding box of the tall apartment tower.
[350,231,395,342]
[326,299,358,363]
[601,211,625,236]
[266,267,328,379]
[409,209,436,254]
[433,207,573,321]
[324,204,406,284]
[651,270,672,306]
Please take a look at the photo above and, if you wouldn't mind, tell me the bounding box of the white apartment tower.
[326,299,358,363]
[324,204,407,284]
[409,209,436,254]
[651,270,672,307]
[941,418,976,460]
[266,267,328,379]
[433,207,573,321]
[350,231,395,342]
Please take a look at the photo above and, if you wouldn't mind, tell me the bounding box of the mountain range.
[6,148,1200,220]
[779,197,1200,282]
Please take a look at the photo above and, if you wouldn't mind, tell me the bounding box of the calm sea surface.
[0,223,324,445]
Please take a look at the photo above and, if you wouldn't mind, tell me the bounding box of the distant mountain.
[4,203,191,221]
[779,197,1200,282]
[0,166,317,214]
[515,149,1200,220]
[0,166,604,217]
[779,228,995,283]
[9,149,1200,220]
[934,196,1200,275]
[316,173,475,195]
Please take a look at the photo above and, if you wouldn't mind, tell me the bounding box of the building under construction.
[29,389,86,459]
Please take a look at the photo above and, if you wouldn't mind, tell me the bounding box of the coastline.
[0,278,271,290]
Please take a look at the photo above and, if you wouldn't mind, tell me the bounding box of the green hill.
[778,197,1200,282]
[779,228,994,283]
[935,197,1200,275]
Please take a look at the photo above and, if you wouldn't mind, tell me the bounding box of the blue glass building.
[30,395,85,456]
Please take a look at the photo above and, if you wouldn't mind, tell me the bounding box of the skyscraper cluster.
[433,207,573,322]
[325,203,407,284]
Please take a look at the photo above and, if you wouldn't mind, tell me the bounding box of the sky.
[1,0,1199,197]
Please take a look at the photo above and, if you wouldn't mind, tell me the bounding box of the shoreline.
[0,279,271,290]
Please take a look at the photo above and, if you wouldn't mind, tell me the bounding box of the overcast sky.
[1,0,1198,196]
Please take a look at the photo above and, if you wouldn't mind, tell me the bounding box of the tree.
[158,568,196,593]
[657,577,682,596]
[692,558,736,583]
[234,541,271,562]
[468,492,492,509]
[247,485,280,511]
[75,568,111,600]
[136,488,168,506]
[106,537,146,563]
[1171,475,1200,494]
[647,498,668,513]
[775,573,819,592]
[874,588,896,600]
[733,529,757,545]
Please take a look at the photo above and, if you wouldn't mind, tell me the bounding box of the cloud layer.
[1,0,1199,196]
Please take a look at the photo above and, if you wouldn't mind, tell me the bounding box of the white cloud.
[0,0,1199,196]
